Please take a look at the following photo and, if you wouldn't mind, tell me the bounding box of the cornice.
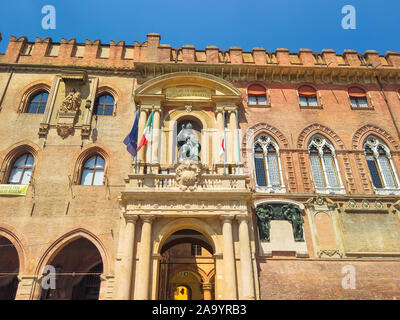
[1,61,400,85]
[134,62,400,85]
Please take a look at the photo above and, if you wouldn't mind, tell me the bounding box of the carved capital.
[236,214,250,222]
[220,214,234,223]
[123,213,139,223]
[140,214,156,223]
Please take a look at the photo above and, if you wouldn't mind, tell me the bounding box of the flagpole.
[149,105,154,174]
[135,104,140,174]
[236,108,241,174]
[223,109,226,175]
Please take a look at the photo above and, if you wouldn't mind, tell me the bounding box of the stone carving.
[57,125,74,140]
[362,200,370,209]
[256,205,273,242]
[317,249,343,258]
[177,122,201,162]
[348,199,356,208]
[282,204,304,242]
[60,89,81,112]
[185,104,192,113]
[175,162,201,191]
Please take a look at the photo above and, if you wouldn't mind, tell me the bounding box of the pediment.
[135,72,242,104]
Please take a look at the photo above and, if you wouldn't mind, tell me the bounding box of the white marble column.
[237,215,255,300]
[151,107,162,164]
[220,215,237,299]
[134,215,154,300]
[115,214,138,300]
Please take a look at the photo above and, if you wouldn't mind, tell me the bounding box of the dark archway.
[0,236,19,300]
[40,237,103,300]
[158,229,215,300]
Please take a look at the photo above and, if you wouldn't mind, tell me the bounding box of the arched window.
[308,135,344,194]
[26,91,48,114]
[253,134,285,192]
[247,84,267,105]
[364,136,399,192]
[8,153,34,185]
[348,87,368,108]
[298,85,318,107]
[80,155,105,186]
[93,94,115,116]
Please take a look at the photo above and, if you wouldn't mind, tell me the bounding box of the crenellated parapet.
[1,33,400,71]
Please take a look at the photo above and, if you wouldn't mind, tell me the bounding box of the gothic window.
[80,155,105,186]
[253,134,285,192]
[348,87,368,108]
[25,91,48,114]
[247,84,267,105]
[298,85,318,107]
[308,135,344,194]
[93,94,115,116]
[364,136,399,192]
[8,153,34,185]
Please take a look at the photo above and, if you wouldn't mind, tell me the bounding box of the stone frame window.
[364,135,400,195]
[0,144,39,185]
[80,155,106,186]
[93,93,115,116]
[7,153,34,185]
[73,147,109,186]
[253,134,285,193]
[19,85,51,114]
[308,135,345,194]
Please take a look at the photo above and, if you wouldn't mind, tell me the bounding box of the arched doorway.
[158,229,215,300]
[40,237,103,300]
[0,236,19,300]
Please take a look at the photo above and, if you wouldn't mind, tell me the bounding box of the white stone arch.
[153,218,220,255]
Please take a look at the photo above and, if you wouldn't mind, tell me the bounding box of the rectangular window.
[254,153,267,186]
[377,156,397,188]
[308,96,318,106]
[191,244,202,256]
[310,154,325,188]
[267,153,281,187]
[299,96,308,106]
[366,155,383,188]
[323,155,339,188]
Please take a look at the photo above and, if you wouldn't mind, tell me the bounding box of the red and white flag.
[219,136,225,157]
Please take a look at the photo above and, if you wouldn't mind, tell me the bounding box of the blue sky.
[0,0,399,55]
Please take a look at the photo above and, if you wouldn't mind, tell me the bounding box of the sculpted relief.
[60,89,82,112]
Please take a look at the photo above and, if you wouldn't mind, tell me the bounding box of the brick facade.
[0,32,399,300]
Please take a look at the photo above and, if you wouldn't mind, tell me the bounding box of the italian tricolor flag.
[219,135,225,157]
[136,110,154,152]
